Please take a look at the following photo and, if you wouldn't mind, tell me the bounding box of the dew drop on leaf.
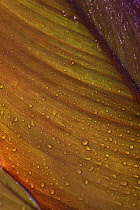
[50,189,55,195]
[129,144,134,150]
[120,180,128,186]
[81,139,89,146]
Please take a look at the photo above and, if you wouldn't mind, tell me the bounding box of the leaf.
[69,0,140,88]
[0,0,140,209]
[0,168,40,210]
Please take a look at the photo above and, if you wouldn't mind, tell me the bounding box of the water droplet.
[30,183,34,189]
[78,197,84,201]
[120,180,128,186]
[123,161,127,166]
[13,117,18,122]
[1,134,6,140]
[73,16,79,23]
[40,182,45,188]
[76,169,82,174]
[88,167,94,172]
[29,104,33,108]
[28,171,32,175]
[107,129,112,134]
[84,180,89,185]
[62,11,68,17]
[109,137,113,142]
[12,148,17,152]
[50,189,55,195]
[105,154,109,158]
[0,84,4,89]
[81,139,89,146]
[11,164,15,168]
[85,146,91,151]
[64,181,70,186]
[129,144,134,150]
[46,143,53,149]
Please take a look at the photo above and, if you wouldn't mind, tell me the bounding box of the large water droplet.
[129,144,134,150]
[120,180,128,186]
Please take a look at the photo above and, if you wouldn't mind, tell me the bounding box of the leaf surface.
[0,0,140,209]
[70,0,140,88]
[0,168,39,210]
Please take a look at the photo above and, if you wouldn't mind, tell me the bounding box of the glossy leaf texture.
[0,0,140,209]
[70,0,140,88]
[0,168,39,210]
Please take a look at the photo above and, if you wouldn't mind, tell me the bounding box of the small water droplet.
[50,189,55,195]
[46,143,53,149]
[120,180,128,186]
[30,183,34,189]
[88,167,94,172]
[76,169,82,174]
[28,171,32,175]
[107,129,112,134]
[78,197,84,201]
[13,117,18,122]
[132,203,137,207]
[73,16,79,23]
[62,11,68,17]
[12,148,17,152]
[1,134,6,140]
[129,144,134,150]
[84,180,89,185]
[40,182,45,188]
[64,181,70,186]
[11,164,15,168]
[29,104,33,108]
[105,154,109,158]
[81,139,89,146]
[85,146,91,151]
[0,84,4,89]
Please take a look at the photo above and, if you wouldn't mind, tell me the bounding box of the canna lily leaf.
[70,0,140,88]
[0,0,140,209]
[0,168,39,209]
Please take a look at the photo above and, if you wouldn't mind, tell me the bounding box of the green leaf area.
[75,0,140,87]
[0,168,39,210]
[0,0,140,209]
